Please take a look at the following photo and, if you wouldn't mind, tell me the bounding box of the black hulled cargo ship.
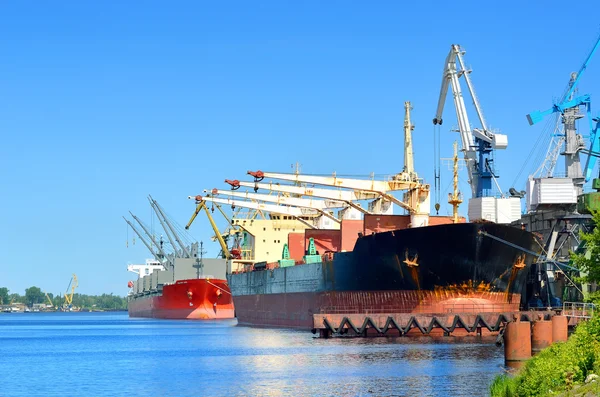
[228,221,538,330]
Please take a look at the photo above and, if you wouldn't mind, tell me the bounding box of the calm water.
[0,312,504,396]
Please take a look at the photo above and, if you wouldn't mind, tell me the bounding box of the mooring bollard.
[504,318,531,365]
[531,317,553,354]
[552,315,568,342]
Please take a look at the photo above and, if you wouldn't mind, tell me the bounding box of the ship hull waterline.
[229,223,538,330]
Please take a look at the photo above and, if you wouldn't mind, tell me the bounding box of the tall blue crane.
[527,34,600,184]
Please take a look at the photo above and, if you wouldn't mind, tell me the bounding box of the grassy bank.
[491,315,600,396]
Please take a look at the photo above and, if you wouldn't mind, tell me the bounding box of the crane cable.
[433,125,441,213]
[510,113,555,190]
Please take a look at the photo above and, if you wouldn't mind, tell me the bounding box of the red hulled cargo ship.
[124,197,234,320]
[127,277,234,320]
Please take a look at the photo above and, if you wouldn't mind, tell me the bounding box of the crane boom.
[207,191,341,223]
[149,196,191,257]
[225,179,373,214]
[247,170,421,214]
[147,197,180,257]
[193,201,232,259]
[526,34,600,187]
[64,274,78,308]
[247,170,418,193]
[191,195,320,226]
[129,211,169,260]
[563,36,600,105]
[212,189,346,210]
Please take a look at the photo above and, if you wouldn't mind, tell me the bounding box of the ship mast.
[448,141,463,223]
[404,101,415,179]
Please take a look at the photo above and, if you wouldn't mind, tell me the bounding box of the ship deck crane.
[246,170,430,227]
[147,197,181,258]
[185,200,239,260]
[225,180,375,214]
[191,195,320,229]
[433,44,508,199]
[210,189,343,223]
[149,196,191,258]
[128,212,170,261]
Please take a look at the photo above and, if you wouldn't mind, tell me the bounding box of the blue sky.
[2,1,600,296]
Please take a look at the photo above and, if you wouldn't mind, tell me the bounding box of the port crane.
[432,44,520,223]
[44,292,54,309]
[527,34,600,186]
[433,44,507,199]
[63,274,78,310]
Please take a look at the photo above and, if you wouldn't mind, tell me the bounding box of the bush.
[491,315,600,397]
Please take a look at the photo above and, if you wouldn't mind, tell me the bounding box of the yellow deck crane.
[185,201,240,260]
[63,274,78,311]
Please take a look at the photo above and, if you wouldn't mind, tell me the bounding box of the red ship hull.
[233,290,521,330]
[128,278,235,320]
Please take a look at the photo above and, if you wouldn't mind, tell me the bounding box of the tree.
[24,286,45,307]
[0,287,9,305]
[572,211,600,303]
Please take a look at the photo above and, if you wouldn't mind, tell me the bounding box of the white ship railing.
[562,301,596,319]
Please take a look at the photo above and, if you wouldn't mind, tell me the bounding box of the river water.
[0,312,504,396]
